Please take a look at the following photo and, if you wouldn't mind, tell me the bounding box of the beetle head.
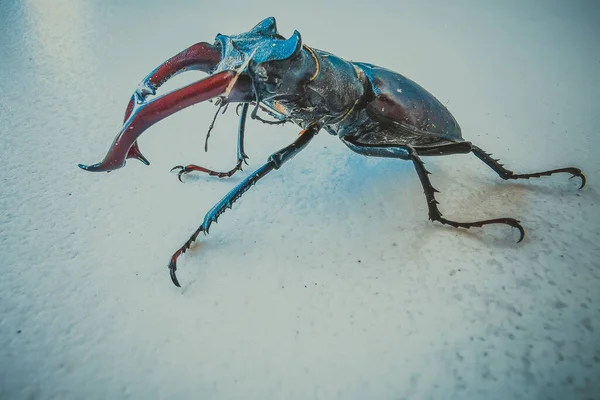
[212,17,302,74]
[245,30,320,104]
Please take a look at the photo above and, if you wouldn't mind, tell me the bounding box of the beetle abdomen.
[354,62,462,141]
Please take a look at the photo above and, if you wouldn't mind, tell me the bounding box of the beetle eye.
[251,64,268,80]
[266,75,281,85]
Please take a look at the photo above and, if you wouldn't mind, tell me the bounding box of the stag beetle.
[79,17,586,287]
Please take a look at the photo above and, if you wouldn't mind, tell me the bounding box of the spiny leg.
[408,146,525,241]
[471,145,586,189]
[340,138,525,241]
[169,124,319,287]
[171,103,251,181]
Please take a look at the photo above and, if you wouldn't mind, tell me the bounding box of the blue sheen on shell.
[213,17,301,73]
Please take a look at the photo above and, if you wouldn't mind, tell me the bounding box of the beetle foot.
[168,225,206,287]
[509,167,587,190]
[171,165,191,182]
[435,216,525,243]
[171,161,245,182]
[168,262,181,287]
[471,146,587,190]
[567,169,586,190]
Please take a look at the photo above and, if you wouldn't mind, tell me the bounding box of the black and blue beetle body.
[80,18,585,286]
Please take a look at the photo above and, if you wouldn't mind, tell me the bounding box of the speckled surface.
[1,1,599,399]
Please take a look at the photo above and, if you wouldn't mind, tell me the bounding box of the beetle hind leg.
[471,145,586,189]
[341,138,525,241]
[408,147,525,242]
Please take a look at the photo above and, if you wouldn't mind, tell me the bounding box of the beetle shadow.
[320,151,415,199]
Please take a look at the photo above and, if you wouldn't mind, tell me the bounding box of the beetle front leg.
[168,124,319,287]
[471,145,586,189]
[171,103,250,181]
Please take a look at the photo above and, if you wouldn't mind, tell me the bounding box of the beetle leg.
[407,146,525,242]
[471,145,586,190]
[341,138,525,242]
[168,124,319,287]
[171,103,250,181]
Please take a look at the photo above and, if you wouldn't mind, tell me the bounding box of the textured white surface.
[1,1,599,399]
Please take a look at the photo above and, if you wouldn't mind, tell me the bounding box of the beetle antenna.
[250,79,264,119]
[204,103,224,152]
[252,92,262,120]
[235,103,244,116]
[205,48,257,152]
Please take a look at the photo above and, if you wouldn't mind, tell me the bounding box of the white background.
[1,0,599,399]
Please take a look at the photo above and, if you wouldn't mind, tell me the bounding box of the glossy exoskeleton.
[79,18,586,287]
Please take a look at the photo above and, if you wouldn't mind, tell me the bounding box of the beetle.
[79,17,586,287]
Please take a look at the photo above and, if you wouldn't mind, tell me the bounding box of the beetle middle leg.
[342,138,525,241]
[168,124,319,287]
[171,103,251,181]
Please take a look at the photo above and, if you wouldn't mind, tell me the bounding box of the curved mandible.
[122,42,222,164]
[123,42,222,122]
[79,71,251,173]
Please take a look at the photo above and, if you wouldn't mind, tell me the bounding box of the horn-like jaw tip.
[134,154,150,166]
[127,142,151,165]
[78,152,150,172]
[78,163,116,172]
